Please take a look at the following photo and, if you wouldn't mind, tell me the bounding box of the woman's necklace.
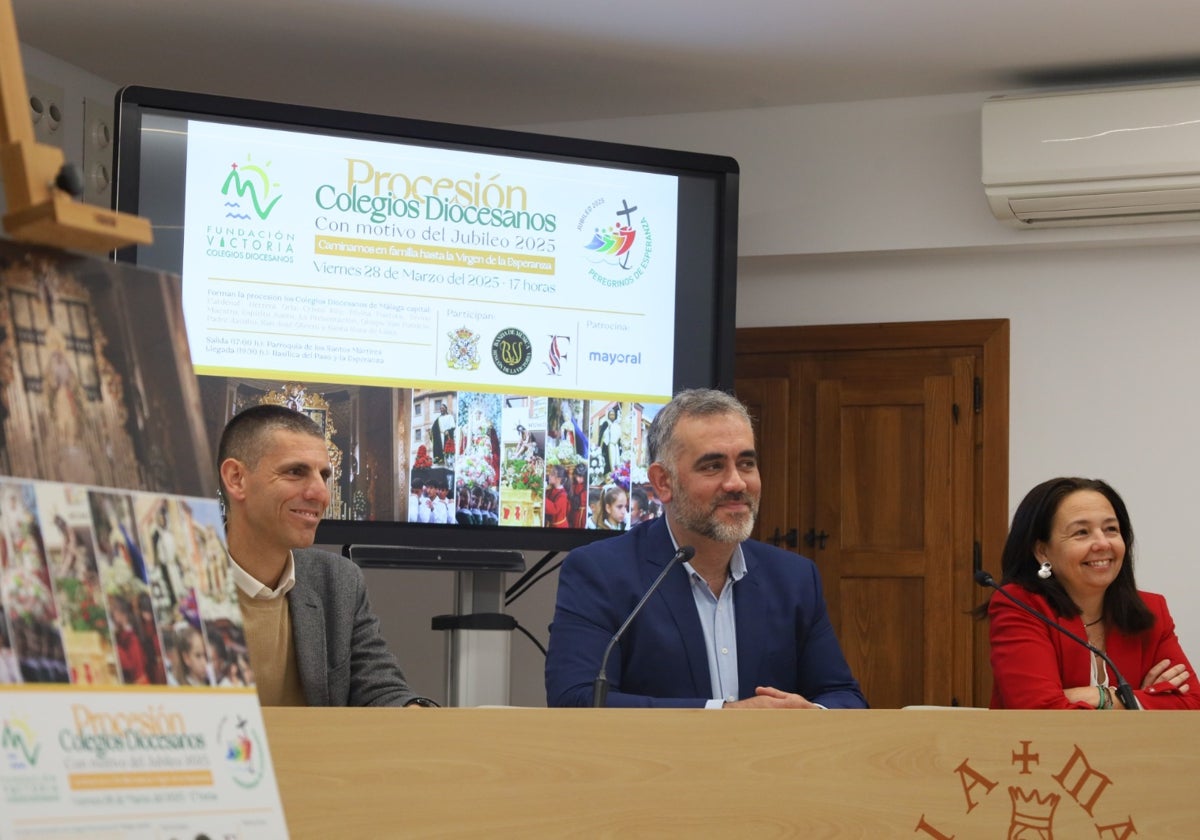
[1083,616,1103,627]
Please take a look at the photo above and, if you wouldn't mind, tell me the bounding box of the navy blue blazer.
[545,518,867,708]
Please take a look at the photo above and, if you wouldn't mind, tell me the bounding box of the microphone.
[975,570,1137,710]
[592,544,695,707]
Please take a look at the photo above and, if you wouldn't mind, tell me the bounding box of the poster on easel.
[0,240,288,838]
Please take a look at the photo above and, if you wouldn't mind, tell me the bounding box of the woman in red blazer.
[982,477,1200,710]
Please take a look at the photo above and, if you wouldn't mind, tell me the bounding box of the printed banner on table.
[0,241,288,837]
[1,685,286,838]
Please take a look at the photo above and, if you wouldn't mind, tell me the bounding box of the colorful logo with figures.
[578,197,654,288]
[1,717,41,771]
[222,154,282,221]
[217,715,266,790]
[446,326,482,371]
[492,328,533,375]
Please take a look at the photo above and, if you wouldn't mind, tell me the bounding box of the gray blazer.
[289,548,420,707]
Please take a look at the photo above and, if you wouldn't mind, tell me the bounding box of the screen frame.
[111,85,739,552]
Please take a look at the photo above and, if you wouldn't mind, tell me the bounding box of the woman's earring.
[1037,561,1052,580]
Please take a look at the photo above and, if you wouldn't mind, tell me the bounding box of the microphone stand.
[592,545,695,707]
[976,571,1137,710]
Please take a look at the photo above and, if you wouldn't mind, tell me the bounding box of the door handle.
[768,527,798,548]
[803,528,829,550]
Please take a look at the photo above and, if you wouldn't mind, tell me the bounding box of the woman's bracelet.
[1096,685,1111,710]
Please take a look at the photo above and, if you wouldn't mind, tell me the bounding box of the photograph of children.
[587,483,630,532]
[76,489,166,687]
[567,462,590,530]
[409,391,455,524]
[499,396,545,527]
[105,590,165,686]
[38,483,119,685]
[185,496,252,691]
[545,399,589,529]
[0,480,69,683]
[453,392,502,525]
[217,646,254,689]
[171,622,211,687]
[201,618,252,689]
[627,485,663,528]
[451,486,483,525]
[627,401,665,528]
[543,464,570,528]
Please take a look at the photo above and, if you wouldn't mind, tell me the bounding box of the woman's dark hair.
[976,477,1153,633]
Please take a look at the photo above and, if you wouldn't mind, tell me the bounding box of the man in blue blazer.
[545,389,866,709]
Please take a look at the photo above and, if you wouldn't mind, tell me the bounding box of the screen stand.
[345,545,525,706]
[433,571,518,707]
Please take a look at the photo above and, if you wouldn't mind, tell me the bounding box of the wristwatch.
[404,696,440,708]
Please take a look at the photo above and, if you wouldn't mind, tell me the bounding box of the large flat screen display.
[112,86,738,551]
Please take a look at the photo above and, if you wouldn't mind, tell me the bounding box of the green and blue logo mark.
[222,154,282,221]
[1,718,41,770]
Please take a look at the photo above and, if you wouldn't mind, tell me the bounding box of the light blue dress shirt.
[666,523,748,709]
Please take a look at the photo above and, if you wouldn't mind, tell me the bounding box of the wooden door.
[810,354,974,708]
[736,375,794,548]
[735,321,1009,708]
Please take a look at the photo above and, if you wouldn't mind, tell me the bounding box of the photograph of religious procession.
[405,390,664,533]
[0,241,214,497]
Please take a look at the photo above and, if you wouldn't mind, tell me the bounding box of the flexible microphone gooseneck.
[592,545,696,707]
[975,570,1137,710]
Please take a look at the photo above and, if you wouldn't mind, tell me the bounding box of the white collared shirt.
[229,550,297,601]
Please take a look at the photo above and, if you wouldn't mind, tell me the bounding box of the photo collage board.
[0,479,244,693]
[409,391,666,534]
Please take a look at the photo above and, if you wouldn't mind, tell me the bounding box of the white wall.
[519,95,1200,664]
[17,43,1200,701]
[6,45,118,211]
[739,246,1200,624]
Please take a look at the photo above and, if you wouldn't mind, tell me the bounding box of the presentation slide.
[180,120,680,403]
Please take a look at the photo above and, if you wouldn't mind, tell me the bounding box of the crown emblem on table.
[1007,786,1061,839]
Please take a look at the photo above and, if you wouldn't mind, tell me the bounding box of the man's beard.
[671,484,760,544]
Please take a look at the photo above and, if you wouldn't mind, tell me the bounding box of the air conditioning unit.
[982,83,1200,228]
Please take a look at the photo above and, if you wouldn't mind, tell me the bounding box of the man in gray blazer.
[218,404,433,707]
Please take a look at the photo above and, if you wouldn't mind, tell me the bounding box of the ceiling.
[15,0,1200,127]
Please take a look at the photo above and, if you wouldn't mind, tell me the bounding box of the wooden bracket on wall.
[0,0,151,253]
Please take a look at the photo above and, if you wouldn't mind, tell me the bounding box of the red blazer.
[988,584,1200,710]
